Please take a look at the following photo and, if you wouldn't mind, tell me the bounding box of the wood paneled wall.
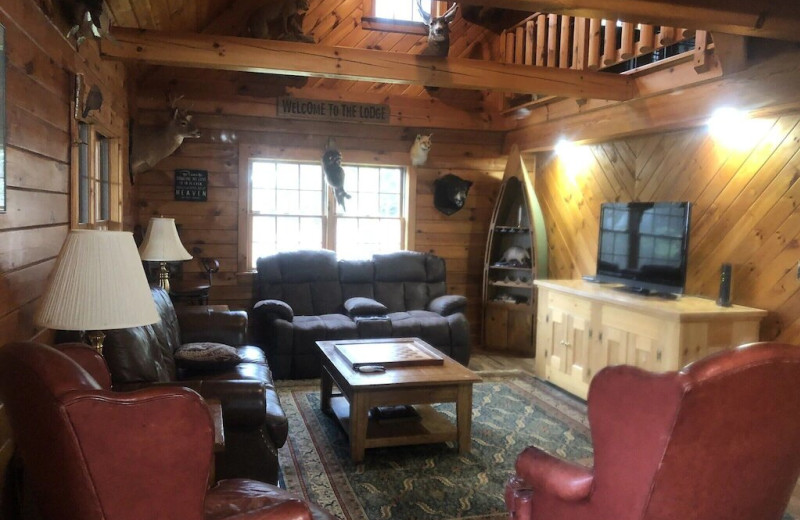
[0,0,129,505]
[536,116,800,342]
[134,73,506,343]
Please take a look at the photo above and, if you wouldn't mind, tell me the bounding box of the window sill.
[361,17,428,35]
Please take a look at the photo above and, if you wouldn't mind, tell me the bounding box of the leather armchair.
[506,341,800,520]
[0,341,337,520]
[60,287,288,484]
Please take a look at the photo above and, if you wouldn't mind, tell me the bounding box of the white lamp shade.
[138,217,192,261]
[35,230,159,331]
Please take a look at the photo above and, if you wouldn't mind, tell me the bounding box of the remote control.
[356,365,386,373]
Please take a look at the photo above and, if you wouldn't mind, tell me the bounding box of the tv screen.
[595,202,691,295]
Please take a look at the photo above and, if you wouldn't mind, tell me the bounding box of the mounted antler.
[416,0,459,56]
[129,93,201,182]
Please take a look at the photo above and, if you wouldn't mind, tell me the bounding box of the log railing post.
[602,19,618,66]
[587,18,601,70]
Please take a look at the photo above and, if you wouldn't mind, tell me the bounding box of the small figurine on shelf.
[497,246,531,267]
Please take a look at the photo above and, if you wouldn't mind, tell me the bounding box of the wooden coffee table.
[316,338,481,463]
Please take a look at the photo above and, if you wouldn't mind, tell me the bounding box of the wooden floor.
[468,349,536,374]
[472,350,799,518]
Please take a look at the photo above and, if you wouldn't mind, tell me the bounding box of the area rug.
[276,372,593,520]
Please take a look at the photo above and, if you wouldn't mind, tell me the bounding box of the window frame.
[361,0,446,35]
[238,145,415,272]
[70,120,122,230]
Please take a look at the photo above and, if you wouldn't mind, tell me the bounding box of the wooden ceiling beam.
[459,0,800,42]
[101,28,635,101]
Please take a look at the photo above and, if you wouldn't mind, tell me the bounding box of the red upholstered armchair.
[506,341,800,520]
[0,342,336,520]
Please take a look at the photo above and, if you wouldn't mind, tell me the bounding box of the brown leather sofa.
[505,341,800,520]
[0,341,336,520]
[65,286,288,485]
[252,250,471,379]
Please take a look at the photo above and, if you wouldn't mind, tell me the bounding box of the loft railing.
[500,13,702,111]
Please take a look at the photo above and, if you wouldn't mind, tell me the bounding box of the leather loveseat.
[81,286,288,485]
[251,250,470,379]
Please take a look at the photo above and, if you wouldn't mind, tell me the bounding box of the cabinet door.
[543,292,593,398]
[597,305,674,374]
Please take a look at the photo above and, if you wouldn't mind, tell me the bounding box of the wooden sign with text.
[277,97,390,124]
[174,169,208,202]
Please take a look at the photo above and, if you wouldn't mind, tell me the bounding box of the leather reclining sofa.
[251,250,471,380]
[88,287,287,485]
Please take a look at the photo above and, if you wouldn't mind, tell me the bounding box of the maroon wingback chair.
[506,341,800,520]
[0,342,336,520]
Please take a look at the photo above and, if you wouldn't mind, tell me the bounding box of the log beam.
[101,28,635,101]
[459,0,800,42]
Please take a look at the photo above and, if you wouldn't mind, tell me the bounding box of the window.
[373,0,430,23]
[246,158,406,267]
[362,0,439,34]
[73,122,121,229]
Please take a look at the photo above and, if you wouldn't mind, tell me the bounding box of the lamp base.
[158,261,171,292]
[86,330,106,355]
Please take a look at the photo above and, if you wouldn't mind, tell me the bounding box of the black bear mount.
[434,173,473,216]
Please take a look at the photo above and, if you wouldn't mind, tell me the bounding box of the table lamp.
[35,230,160,354]
[138,217,192,291]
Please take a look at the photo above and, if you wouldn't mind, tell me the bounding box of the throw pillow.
[175,342,242,370]
[344,297,388,317]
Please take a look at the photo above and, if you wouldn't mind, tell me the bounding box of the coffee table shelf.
[316,337,481,463]
[328,396,457,449]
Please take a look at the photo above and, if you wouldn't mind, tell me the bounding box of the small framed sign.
[174,169,208,202]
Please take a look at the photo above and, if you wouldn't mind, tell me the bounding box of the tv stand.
[534,279,767,399]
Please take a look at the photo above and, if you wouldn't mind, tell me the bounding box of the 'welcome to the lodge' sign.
[277,97,390,124]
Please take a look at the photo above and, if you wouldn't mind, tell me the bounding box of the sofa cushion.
[175,342,242,370]
[373,251,427,282]
[292,314,359,354]
[388,311,451,347]
[375,281,429,312]
[344,297,388,317]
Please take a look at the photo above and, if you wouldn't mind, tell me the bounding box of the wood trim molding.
[101,28,635,101]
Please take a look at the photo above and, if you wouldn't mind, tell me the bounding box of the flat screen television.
[595,201,692,295]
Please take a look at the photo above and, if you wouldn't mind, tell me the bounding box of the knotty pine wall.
[0,0,130,508]
[537,115,800,343]
[133,73,507,344]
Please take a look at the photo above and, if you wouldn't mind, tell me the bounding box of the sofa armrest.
[195,380,289,448]
[515,446,594,502]
[428,294,467,316]
[253,299,294,323]
[113,379,288,448]
[178,308,248,346]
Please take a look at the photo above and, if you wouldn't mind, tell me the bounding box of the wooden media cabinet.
[534,280,767,399]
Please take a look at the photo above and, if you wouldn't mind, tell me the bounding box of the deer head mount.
[416,0,459,56]
[129,94,200,183]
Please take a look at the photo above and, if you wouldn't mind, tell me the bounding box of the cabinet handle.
[559,340,572,347]
[588,329,592,338]
[598,332,603,342]
[546,314,550,323]
[657,350,662,361]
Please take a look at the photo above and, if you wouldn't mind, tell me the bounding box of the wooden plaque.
[334,338,444,369]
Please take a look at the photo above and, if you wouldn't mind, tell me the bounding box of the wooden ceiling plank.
[102,28,634,100]
[459,0,800,42]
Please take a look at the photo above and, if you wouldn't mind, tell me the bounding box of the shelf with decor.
[482,145,548,354]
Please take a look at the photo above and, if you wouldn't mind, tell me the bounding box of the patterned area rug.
[277,372,592,520]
